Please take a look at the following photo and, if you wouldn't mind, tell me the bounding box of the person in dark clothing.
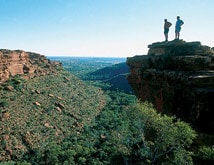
[164,19,172,41]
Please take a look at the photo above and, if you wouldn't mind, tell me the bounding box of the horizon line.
[46,55,129,58]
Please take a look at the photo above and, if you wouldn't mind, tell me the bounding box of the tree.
[110,102,197,164]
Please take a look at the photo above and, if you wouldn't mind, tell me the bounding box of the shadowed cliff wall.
[127,40,214,134]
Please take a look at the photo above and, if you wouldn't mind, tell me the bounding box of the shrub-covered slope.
[0,56,211,164]
[0,69,105,161]
[86,63,133,93]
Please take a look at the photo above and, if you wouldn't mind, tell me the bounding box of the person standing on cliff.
[164,19,172,42]
[175,16,184,40]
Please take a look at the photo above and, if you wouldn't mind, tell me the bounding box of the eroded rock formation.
[127,40,214,133]
[0,49,61,83]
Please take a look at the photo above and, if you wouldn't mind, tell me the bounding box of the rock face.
[127,40,214,134]
[0,49,61,83]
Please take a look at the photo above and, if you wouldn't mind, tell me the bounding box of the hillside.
[87,62,129,79]
[48,56,126,79]
[86,62,133,93]
[49,57,133,93]
[0,52,106,161]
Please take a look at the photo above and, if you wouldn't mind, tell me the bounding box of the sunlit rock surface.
[0,49,61,83]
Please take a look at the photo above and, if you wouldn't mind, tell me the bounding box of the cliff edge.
[127,40,214,133]
[0,49,60,83]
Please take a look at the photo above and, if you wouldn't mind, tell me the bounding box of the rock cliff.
[127,40,214,134]
[0,49,61,83]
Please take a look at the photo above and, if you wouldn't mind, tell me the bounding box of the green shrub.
[198,146,214,160]
[2,75,25,91]
[81,100,196,164]
[0,161,15,165]
[105,102,197,164]
[0,100,8,108]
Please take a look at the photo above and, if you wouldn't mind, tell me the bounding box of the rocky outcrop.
[0,49,61,83]
[127,40,214,133]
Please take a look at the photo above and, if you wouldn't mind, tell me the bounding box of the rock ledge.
[127,40,214,133]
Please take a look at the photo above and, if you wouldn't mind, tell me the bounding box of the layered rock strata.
[127,40,214,133]
[0,49,60,83]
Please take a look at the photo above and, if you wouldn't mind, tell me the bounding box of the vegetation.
[0,57,213,164]
[0,68,105,162]
[49,57,126,79]
[50,57,132,93]
[3,93,196,164]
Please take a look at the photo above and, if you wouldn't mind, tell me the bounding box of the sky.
[0,0,213,57]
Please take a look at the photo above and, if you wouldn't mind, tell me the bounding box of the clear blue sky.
[0,0,213,57]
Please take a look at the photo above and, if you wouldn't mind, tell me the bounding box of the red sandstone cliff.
[0,49,60,83]
[127,40,214,134]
